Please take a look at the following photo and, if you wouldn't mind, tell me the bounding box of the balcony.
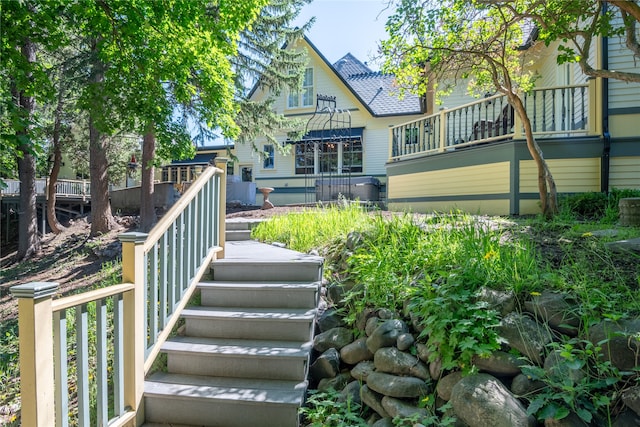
[389,82,597,162]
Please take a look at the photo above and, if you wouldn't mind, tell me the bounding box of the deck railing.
[390,81,596,161]
[10,160,228,426]
[1,178,91,198]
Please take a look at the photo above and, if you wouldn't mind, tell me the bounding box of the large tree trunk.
[17,38,40,260]
[88,45,115,236]
[510,94,558,217]
[47,72,66,234]
[140,130,156,232]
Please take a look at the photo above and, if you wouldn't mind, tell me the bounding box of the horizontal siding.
[607,15,640,110]
[519,158,600,193]
[609,114,640,138]
[389,200,509,216]
[388,162,510,198]
[519,199,542,215]
[610,156,640,189]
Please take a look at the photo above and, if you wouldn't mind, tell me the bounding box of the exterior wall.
[239,38,422,206]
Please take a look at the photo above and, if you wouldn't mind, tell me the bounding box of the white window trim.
[287,67,314,109]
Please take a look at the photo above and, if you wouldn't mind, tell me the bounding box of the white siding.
[608,14,640,110]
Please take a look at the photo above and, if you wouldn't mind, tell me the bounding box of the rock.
[365,316,383,336]
[612,409,640,426]
[450,373,536,427]
[622,385,640,416]
[436,371,464,401]
[544,350,585,384]
[377,308,396,320]
[588,319,640,371]
[410,311,426,333]
[416,342,431,363]
[396,333,415,351]
[366,319,410,353]
[327,281,359,305]
[339,380,362,405]
[543,411,589,426]
[371,418,395,427]
[360,385,391,418]
[367,372,430,398]
[309,348,340,381]
[313,327,354,352]
[316,307,346,332]
[317,372,352,392]
[472,350,523,376]
[350,360,376,382]
[477,287,516,316]
[374,347,430,380]
[429,358,442,380]
[498,312,553,365]
[524,291,580,336]
[355,307,378,332]
[340,337,374,365]
[511,373,546,396]
[345,231,363,251]
[381,396,429,419]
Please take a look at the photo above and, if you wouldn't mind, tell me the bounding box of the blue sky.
[294,0,394,70]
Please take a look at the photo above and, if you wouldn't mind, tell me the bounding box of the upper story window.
[262,144,275,169]
[287,68,314,109]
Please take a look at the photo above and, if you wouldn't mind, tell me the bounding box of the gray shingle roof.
[332,53,422,116]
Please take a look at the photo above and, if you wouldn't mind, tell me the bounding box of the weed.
[299,389,368,427]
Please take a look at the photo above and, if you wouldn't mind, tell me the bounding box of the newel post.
[10,282,59,427]
[118,232,147,425]
[214,158,227,259]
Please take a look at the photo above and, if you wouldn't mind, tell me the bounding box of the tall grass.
[251,203,373,253]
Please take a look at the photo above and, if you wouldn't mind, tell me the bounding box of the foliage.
[522,338,625,424]
[251,203,372,253]
[299,389,368,427]
[392,397,456,426]
[557,189,640,223]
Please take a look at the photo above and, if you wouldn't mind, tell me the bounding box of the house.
[385,26,640,215]
[233,37,424,206]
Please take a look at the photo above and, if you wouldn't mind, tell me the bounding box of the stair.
[225,218,263,241]
[143,222,322,427]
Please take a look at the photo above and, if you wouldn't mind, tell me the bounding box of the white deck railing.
[1,178,90,198]
[389,82,596,161]
[11,160,228,426]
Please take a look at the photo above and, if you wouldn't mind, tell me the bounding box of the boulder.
[309,348,340,381]
[338,380,362,405]
[360,385,391,418]
[396,332,415,351]
[498,312,553,365]
[381,395,429,419]
[588,319,640,371]
[350,360,376,382]
[544,350,585,384]
[371,418,395,427]
[472,350,524,376]
[374,347,430,380]
[477,287,516,316]
[367,372,430,398]
[317,372,352,392]
[612,409,640,426]
[415,342,431,363]
[313,327,354,352]
[365,316,383,336]
[340,337,374,365]
[316,307,346,332]
[511,373,546,396]
[543,411,589,426]
[622,385,640,416]
[436,371,464,401]
[524,291,580,336]
[366,319,410,353]
[450,373,536,427]
[355,307,378,332]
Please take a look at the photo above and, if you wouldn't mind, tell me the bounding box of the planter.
[619,197,640,226]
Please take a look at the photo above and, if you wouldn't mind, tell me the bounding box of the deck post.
[118,232,148,426]
[214,158,228,259]
[438,108,447,152]
[10,282,59,427]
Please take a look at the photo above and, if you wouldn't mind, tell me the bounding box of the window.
[262,144,275,169]
[241,166,253,182]
[295,139,363,174]
[288,68,314,108]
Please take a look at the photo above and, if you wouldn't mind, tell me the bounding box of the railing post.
[118,232,147,426]
[10,282,59,427]
[588,77,602,136]
[438,108,447,152]
[214,158,228,259]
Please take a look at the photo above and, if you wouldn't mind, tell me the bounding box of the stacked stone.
[307,283,640,427]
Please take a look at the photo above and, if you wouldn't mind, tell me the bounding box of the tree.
[491,0,640,83]
[382,0,559,216]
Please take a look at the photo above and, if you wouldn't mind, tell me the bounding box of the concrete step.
[225,229,252,241]
[145,372,305,427]
[162,336,311,381]
[182,306,316,341]
[225,218,263,231]
[211,259,322,282]
[199,281,319,309]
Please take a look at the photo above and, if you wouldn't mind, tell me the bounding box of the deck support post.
[214,158,228,259]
